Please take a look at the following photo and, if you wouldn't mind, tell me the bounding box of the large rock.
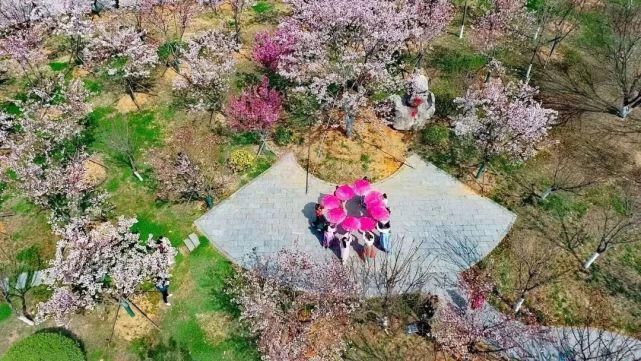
[390,73,436,131]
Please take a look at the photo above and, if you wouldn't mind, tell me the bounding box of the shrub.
[273,125,293,146]
[0,303,11,323]
[1,331,86,361]
[228,148,256,173]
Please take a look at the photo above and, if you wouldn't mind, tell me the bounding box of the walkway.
[195,153,515,287]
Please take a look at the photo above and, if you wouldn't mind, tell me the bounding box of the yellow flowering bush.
[228,148,256,173]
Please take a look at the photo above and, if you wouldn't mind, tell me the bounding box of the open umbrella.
[365,199,384,210]
[358,217,376,232]
[353,179,372,196]
[326,207,347,224]
[369,206,390,223]
[320,194,341,209]
[364,191,383,205]
[334,184,355,201]
[341,216,360,232]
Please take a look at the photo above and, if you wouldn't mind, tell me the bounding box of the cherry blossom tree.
[227,76,282,154]
[135,0,195,42]
[0,25,47,83]
[54,0,94,65]
[229,247,361,360]
[230,0,249,44]
[453,78,557,178]
[251,28,295,71]
[469,0,531,81]
[0,0,49,30]
[37,216,176,324]
[431,275,550,360]
[276,0,453,138]
[150,152,210,203]
[173,29,237,117]
[85,25,159,108]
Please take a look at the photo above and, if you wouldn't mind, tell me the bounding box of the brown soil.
[196,312,234,345]
[295,109,408,183]
[82,154,108,187]
[113,295,160,341]
[116,93,153,113]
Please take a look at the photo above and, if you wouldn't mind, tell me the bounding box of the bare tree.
[582,196,640,269]
[101,116,144,181]
[0,241,44,325]
[525,0,587,82]
[514,150,595,205]
[349,237,436,320]
[541,0,641,119]
[510,237,572,313]
[230,0,248,45]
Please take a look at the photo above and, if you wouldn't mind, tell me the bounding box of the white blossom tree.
[172,29,237,118]
[275,0,454,138]
[454,77,557,178]
[85,25,159,108]
[37,216,176,324]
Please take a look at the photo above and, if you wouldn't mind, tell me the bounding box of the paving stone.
[195,153,516,293]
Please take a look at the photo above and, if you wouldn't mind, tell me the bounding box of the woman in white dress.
[339,233,355,265]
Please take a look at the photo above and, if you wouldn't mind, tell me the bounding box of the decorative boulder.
[390,73,436,131]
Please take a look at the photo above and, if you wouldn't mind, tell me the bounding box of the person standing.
[313,203,326,232]
[339,233,355,265]
[377,221,391,253]
[360,231,376,260]
[323,223,337,249]
[155,277,172,306]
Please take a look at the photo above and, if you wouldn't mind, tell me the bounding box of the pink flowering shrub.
[229,247,361,360]
[227,77,282,136]
[251,28,295,71]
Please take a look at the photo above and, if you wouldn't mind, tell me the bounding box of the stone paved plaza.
[195,153,515,287]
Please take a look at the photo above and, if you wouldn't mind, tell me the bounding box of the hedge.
[1,331,86,361]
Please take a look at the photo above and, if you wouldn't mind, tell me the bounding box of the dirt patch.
[116,93,152,113]
[295,109,408,183]
[196,312,234,345]
[114,295,160,341]
[82,154,108,187]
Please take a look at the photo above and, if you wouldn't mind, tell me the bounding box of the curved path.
[195,152,515,288]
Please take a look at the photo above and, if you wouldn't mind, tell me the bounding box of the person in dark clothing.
[312,203,326,232]
[156,277,171,306]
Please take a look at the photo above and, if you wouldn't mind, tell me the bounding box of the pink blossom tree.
[0,25,47,83]
[54,0,94,65]
[453,78,557,178]
[469,0,531,81]
[226,76,282,154]
[85,25,159,108]
[37,216,176,324]
[229,247,361,360]
[431,276,550,360]
[276,0,453,138]
[251,28,295,71]
[172,29,237,117]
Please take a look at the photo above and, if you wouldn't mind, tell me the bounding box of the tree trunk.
[475,162,486,179]
[114,0,120,9]
[540,186,554,201]
[345,110,355,138]
[514,296,525,313]
[583,251,600,270]
[459,0,468,39]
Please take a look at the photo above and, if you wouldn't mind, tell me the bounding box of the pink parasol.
[369,206,390,223]
[341,216,360,232]
[364,191,383,205]
[365,199,385,210]
[358,217,376,232]
[326,207,347,224]
[320,194,341,209]
[334,184,355,201]
[353,179,372,196]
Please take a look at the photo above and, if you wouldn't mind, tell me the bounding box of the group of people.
[313,194,392,265]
